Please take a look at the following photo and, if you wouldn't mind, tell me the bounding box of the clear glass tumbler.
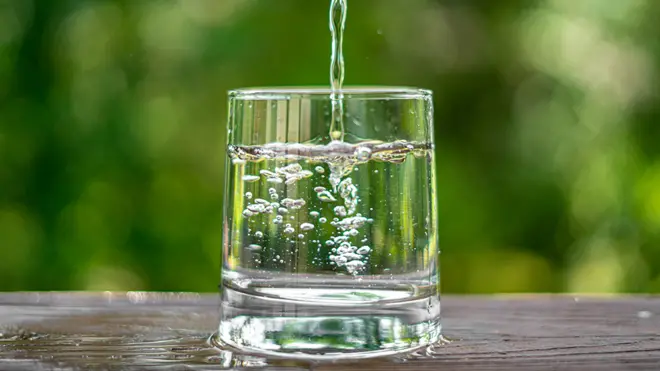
[217,87,440,359]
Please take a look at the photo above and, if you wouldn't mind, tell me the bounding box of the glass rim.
[229,86,432,100]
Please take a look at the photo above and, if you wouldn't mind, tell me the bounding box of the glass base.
[216,284,441,360]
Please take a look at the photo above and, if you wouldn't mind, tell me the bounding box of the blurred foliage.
[1,0,660,293]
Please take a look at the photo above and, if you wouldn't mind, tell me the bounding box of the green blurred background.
[1,0,660,293]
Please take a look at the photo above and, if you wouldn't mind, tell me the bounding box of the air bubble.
[310,211,320,218]
[300,170,314,178]
[319,217,327,223]
[255,231,264,238]
[270,193,279,200]
[260,170,276,177]
[317,191,337,202]
[245,192,253,199]
[334,206,347,217]
[278,207,289,214]
[232,158,246,165]
[284,227,295,234]
[298,234,304,239]
[300,223,315,231]
[315,166,325,174]
[346,260,365,274]
[247,204,265,213]
[243,175,260,182]
[268,188,277,194]
[255,198,270,205]
[267,177,283,184]
[314,186,327,193]
[343,253,362,261]
[247,244,262,251]
[357,246,370,255]
[242,210,254,218]
[355,146,372,161]
[325,240,335,246]
[285,176,299,185]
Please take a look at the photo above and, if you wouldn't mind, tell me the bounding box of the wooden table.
[0,293,659,370]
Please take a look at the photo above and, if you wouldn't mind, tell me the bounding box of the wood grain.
[0,293,659,370]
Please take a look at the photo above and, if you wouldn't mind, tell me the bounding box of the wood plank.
[0,293,659,370]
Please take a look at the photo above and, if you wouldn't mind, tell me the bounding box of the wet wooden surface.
[0,293,659,370]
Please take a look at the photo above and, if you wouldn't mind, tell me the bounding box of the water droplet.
[357,246,370,255]
[300,223,315,231]
[315,166,325,174]
[317,191,337,202]
[243,175,260,182]
[245,192,253,199]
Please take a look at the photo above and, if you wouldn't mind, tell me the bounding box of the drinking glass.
[216,86,440,359]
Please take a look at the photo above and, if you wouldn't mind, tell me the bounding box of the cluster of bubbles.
[260,163,313,185]
[324,213,373,274]
[233,143,426,275]
[242,198,276,218]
